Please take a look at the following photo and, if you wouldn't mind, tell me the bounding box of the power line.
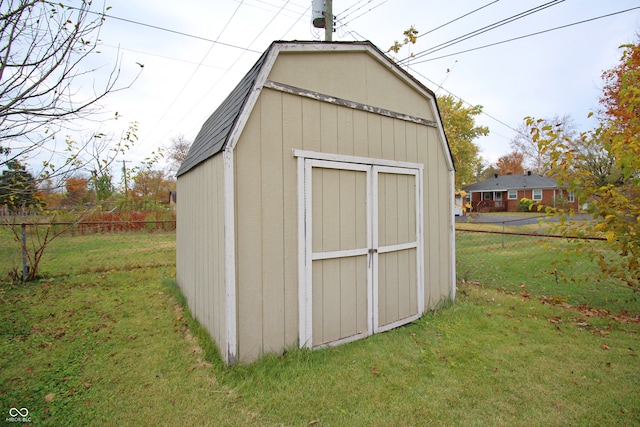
[418,0,501,39]
[411,6,640,65]
[279,3,312,39]
[410,67,523,137]
[338,0,369,18]
[161,0,295,143]
[230,0,309,19]
[50,1,262,55]
[399,0,565,64]
[339,0,376,21]
[145,1,248,145]
[339,0,389,25]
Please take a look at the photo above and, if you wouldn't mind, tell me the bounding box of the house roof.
[462,173,559,192]
[177,40,452,177]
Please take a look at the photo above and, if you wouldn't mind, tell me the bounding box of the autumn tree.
[65,176,89,207]
[437,95,489,188]
[495,151,525,176]
[528,37,640,291]
[132,169,175,203]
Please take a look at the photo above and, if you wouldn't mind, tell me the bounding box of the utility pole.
[325,0,333,42]
[122,160,128,196]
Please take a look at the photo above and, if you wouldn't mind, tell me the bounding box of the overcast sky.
[38,0,640,174]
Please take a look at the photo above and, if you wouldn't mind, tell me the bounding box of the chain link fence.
[0,213,625,309]
[453,214,634,313]
[0,219,175,281]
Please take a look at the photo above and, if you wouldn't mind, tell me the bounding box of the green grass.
[456,230,640,316]
[1,231,639,425]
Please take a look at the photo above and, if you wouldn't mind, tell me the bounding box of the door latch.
[368,248,377,267]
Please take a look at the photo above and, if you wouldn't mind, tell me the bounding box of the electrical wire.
[338,0,376,21]
[338,0,370,18]
[279,3,312,39]
[343,0,388,26]
[230,0,309,20]
[410,68,524,136]
[140,1,247,148]
[399,0,565,64]
[418,0,501,39]
[410,6,640,65]
[163,0,294,141]
[48,1,262,55]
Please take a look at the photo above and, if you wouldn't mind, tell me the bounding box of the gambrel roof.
[463,173,559,192]
[177,40,453,177]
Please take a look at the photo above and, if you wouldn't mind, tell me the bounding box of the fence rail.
[0,220,176,281]
[0,221,620,297]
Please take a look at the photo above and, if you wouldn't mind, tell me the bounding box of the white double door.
[300,159,424,348]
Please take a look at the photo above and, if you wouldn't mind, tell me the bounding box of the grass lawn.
[1,231,638,425]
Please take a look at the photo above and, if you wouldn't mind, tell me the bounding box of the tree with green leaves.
[0,160,42,211]
[437,95,488,188]
[527,37,640,291]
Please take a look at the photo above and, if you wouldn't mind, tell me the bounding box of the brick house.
[462,172,579,213]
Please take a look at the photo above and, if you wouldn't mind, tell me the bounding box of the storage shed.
[176,41,456,365]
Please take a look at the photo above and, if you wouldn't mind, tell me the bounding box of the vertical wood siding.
[234,89,452,361]
[176,154,226,354]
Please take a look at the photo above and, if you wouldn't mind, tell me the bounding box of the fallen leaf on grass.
[44,393,56,402]
[308,420,321,425]
[370,366,380,376]
[602,344,611,350]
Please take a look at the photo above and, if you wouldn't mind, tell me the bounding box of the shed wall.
[234,84,452,361]
[176,154,227,354]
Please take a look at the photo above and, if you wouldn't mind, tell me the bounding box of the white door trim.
[297,155,424,349]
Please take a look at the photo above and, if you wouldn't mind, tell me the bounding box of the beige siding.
[233,92,452,361]
[267,51,435,122]
[176,155,226,354]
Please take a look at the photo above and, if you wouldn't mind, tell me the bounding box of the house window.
[482,192,493,200]
[532,189,542,201]
[508,190,518,200]
[568,191,575,203]
[495,192,503,201]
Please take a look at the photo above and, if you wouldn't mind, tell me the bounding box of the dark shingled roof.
[462,173,559,192]
[176,47,271,176]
